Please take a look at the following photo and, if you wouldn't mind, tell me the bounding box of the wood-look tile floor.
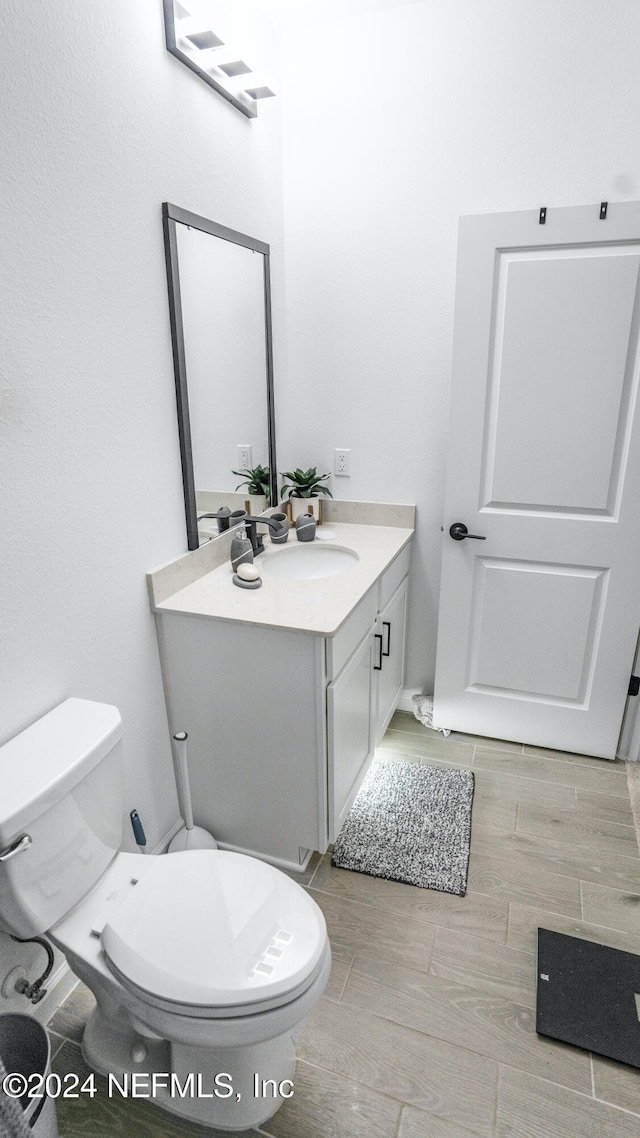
[48,712,640,1137]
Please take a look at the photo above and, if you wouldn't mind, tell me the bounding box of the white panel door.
[433,201,640,758]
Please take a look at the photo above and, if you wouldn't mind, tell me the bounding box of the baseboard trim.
[397,689,421,713]
[214,839,313,874]
[153,818,186,854]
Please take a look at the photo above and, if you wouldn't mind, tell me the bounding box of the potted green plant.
[280,466,333,521]
[232,464,271,508]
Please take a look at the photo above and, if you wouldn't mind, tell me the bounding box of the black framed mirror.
[162,202,277,550]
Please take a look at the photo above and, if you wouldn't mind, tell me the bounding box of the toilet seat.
[106,942,331,1020]
[100,850,327,1014]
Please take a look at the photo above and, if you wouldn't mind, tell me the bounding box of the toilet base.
[81,1005,298,1131]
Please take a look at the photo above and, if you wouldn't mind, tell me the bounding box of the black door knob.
[449,522,486,541]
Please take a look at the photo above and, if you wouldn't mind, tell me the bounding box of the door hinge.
[629,675,640,697]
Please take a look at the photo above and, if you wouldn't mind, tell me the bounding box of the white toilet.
[0,698,331,1131]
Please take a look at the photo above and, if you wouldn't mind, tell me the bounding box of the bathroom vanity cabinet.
[154,540,411,871]
[326,550,409,841]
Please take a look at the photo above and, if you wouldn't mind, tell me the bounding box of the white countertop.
[152,521,413,636]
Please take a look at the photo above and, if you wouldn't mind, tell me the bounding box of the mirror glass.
[163,203,277,550]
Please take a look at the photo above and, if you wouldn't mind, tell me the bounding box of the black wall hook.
[600,201,608,219]
[539,206,547,225]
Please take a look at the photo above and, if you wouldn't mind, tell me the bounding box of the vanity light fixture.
[218,59,252,78]
[184,28,224,50]
[245,87,275,101]
[162,0,275,118]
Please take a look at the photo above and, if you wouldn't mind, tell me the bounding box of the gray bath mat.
[332,757,474,896]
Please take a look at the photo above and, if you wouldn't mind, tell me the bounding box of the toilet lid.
[100,850,326,1008]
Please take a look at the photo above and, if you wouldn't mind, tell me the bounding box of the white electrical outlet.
[237,444,252,469]
[334,448,351,476]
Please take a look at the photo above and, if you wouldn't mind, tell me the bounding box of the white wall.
[277,0,640,694]
[0,0,283,1009]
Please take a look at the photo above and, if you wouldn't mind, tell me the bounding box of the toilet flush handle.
[0,834,32,861]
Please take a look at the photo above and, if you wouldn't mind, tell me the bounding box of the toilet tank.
[0,698,124,938]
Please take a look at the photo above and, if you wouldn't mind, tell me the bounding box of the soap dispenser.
[230,523,253,572]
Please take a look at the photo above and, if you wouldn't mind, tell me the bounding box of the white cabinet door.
[327,630,374,841]
[434,201,640,758]
[373,577,408,746]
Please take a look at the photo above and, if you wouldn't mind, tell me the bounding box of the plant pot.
[287,496,325,523]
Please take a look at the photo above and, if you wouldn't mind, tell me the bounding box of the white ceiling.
[260,0,422,32]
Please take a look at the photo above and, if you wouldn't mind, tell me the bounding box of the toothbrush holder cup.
[295,512,316,542]
[269,512,289,544]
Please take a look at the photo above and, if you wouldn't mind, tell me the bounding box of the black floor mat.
[536,928,640,1069]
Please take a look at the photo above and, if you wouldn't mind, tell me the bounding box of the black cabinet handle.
[382,621,391,657]
[449,522,486,541]
[374,633,383,670]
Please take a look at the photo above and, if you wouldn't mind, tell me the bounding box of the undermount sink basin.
[261,544,359,580]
